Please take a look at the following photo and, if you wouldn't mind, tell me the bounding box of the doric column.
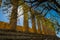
[23,4,29,32]
[46,20,55,35]
[31,9,37,33]
[10,0,18,30]
[41,17,48,35]
[36,15,41,34]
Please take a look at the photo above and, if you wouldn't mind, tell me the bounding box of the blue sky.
[0,0,60,38]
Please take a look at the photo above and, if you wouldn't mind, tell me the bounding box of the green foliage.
[0,0,2,6]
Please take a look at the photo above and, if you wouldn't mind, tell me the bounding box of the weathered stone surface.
[0,29,60,40]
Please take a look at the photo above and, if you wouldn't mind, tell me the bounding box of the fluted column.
[31,9,36,33]
[40,18,45,34]
[45,20,50,35]
[10,0,18,30]
[46,20,55,35]
[36,15,41,34]
[41,17,48,34]
[23,4,29,32]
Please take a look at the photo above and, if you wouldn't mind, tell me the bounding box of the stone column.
[31,9,36,33]
[40,17,45,34]
[23,4,29,32]
[36,15,41,34]
[10,0,18,30]
[41,17,48,35]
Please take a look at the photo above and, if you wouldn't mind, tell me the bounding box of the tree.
[0,0,2,6]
